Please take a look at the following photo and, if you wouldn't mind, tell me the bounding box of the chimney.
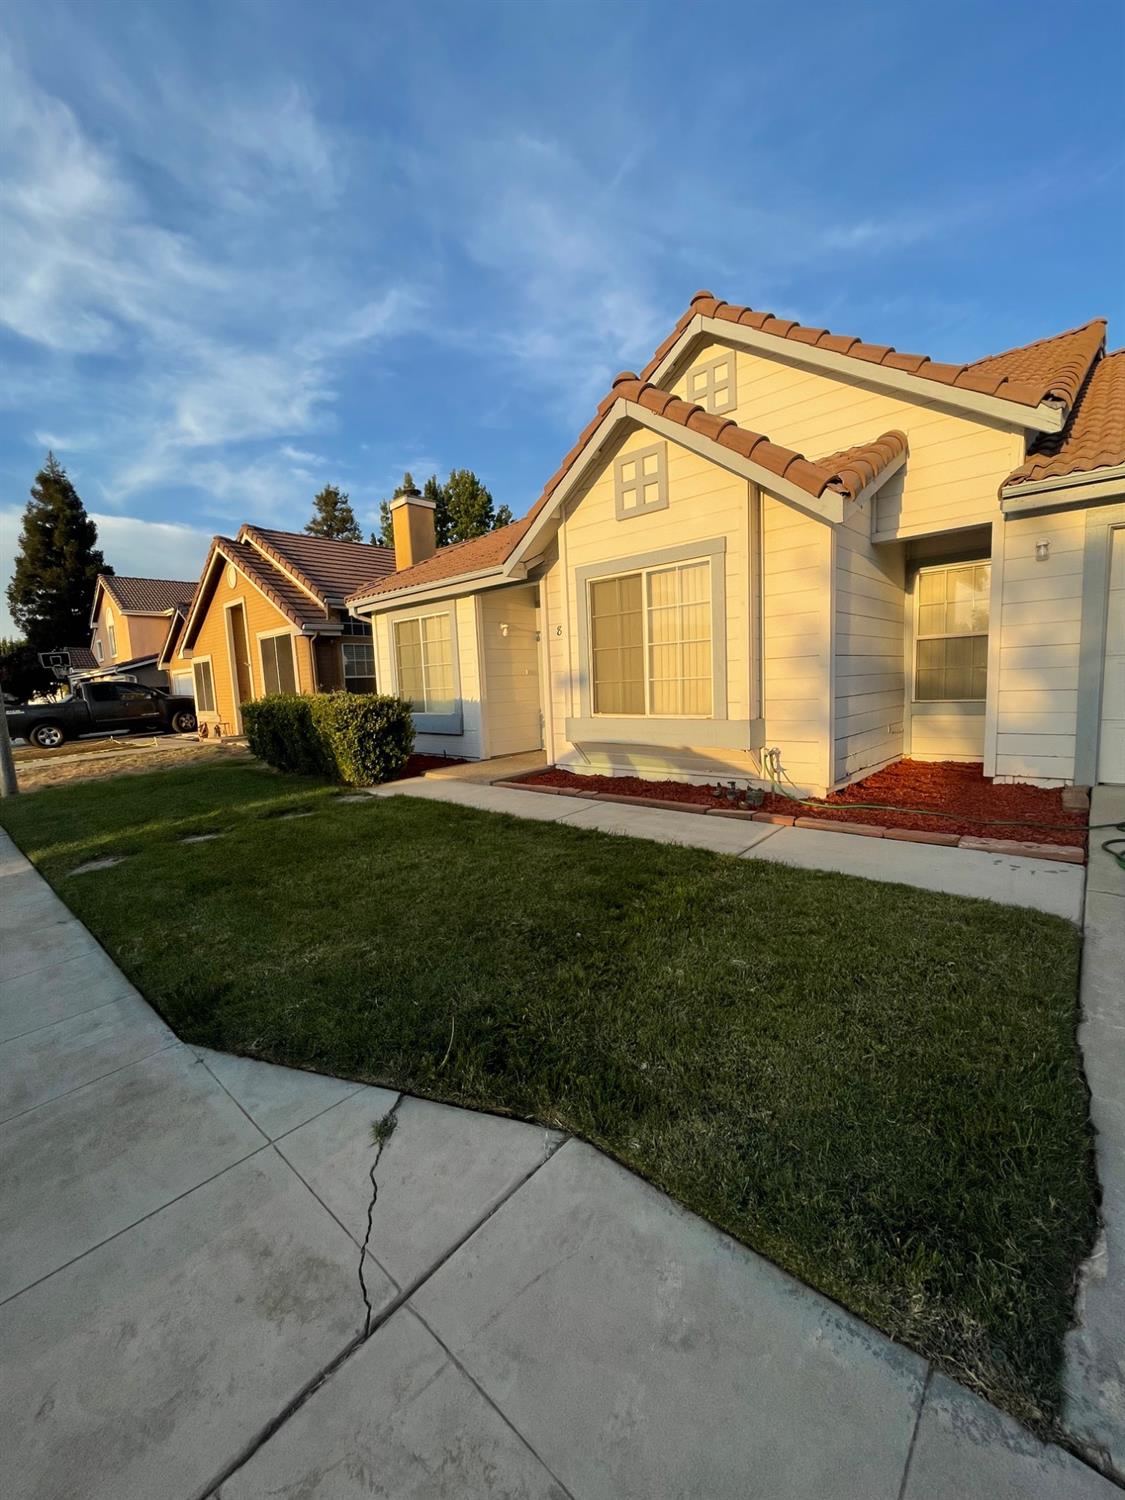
[390,483,437,571]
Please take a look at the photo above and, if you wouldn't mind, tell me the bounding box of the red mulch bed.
[388,752,468,782]
[519,760,1087,848]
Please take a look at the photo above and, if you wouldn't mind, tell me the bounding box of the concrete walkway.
[1,830,1116,1499]
[369,775,1086,921]
[1066,784,1125,1478]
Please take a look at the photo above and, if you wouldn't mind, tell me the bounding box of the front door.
[227,603,253,730]
[1098,526,1125,783]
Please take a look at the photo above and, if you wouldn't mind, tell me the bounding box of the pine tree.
[305,484,363,542]
[425,474,451,547]
[373,469,512,551]
[6,455,110,650]
[373,473,418,547]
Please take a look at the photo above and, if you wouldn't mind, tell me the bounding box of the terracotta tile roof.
[644,291,1106,415]
[1005,351,1125,488]
[244,527,394,603]
[354,378,906,603]
[100,575,199,614]
[353,518,533,600]
[217,537,328,629]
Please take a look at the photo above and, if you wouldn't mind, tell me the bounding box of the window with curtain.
[914,562,990,701]
[260,633,297,695]
[590,559,712,716]
[342,639,376,693]
[393,613,455,713]
[192,659,216,713]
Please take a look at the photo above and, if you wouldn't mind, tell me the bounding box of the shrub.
[243,693,415,785]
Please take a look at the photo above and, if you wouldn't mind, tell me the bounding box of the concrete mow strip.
[218,1304,569,1499]
[0,992,175,1123]
[412,1139,926,1500]
[189,1045,366,1142]
[903,1374,1120,1498]
[0,1150,390,1500]
[0,1045,263,1301]
[558,796,780,853]
[278,1090,562,1288]
[744,825,1085,922]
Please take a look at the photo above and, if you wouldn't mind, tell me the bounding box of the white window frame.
[341,637,377,694]
[687,352,737,415]
[256,627,299,697]
[614,443,668,520]
[107,613,117,658]
[192,655,217,714]
[912,560,991,704]
[392,609,463,733]
[587,556,714,719]
[95,638,104,662]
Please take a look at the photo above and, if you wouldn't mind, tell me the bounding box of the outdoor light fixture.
[499,622,509,636]
[1036,540,1050,562]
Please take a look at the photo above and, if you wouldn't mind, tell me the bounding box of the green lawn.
[1,761,1097,1430]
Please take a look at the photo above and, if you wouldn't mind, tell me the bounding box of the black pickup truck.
[5,681,198,749]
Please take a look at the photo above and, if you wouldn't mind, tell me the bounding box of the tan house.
[80,575,199,689]
[176,526,393,735]
[348,292,1125,794]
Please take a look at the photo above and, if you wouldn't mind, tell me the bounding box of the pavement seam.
[196,1128,569,1498]
[0,1141,271,1310]
[0,1036,181,1128]
[408,1304,580,1499]
[0,985,142,1044]
[895,1363,932,1500]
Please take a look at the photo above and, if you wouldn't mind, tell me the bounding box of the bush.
[243,692,415,785]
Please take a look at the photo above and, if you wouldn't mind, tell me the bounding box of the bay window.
[590,559,713,717]
[394,612,455,714]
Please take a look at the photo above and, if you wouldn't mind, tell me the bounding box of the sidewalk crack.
[359,1101,402,1336]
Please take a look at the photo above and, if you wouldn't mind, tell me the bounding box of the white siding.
[671,341,1026,540]
[761,498,833,794]
[992,508,1086,783]
[832,500,906,785]
[480,585,542,756]
[373,595,486,759]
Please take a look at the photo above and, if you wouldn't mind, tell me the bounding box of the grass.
[0,760,1098,1430]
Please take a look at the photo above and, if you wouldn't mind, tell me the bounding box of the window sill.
[565,716,764,751]
[413,708,465,736]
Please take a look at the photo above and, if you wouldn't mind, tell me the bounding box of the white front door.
[1098,526,1125,783]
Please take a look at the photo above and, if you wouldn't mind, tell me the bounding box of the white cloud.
[0,507,212,638]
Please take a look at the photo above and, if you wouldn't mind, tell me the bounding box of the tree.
[372,473,417,548]
[305,484,362,542]
[7,454,110,650]
[372,468,513,552]
[0,637,53,703]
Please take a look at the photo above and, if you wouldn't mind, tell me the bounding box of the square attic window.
[614,443,668,519]
[687,353,737,415]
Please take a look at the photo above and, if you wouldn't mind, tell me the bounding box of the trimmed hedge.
[243,692,415,785]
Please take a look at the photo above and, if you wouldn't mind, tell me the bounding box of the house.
[175,525,393,734]
[347,292,1125,794]
[79,575,199,690]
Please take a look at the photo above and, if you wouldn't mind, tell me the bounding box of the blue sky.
[2,0,1123,635]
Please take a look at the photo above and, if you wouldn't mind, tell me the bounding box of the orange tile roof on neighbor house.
[643,291,1107,416]
[246,527,394,603]
[1005,349,1125,488]
[98,575,198,614]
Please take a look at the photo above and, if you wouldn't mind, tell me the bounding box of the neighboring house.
[79,575,199,690]
[175,526,393,734]
[348,292,1125,793]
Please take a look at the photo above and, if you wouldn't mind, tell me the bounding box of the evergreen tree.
[7,455,110,650]
[0,638,53,702]
[305,483,362,542]
[373,473,418,547]
[372,469,512,551]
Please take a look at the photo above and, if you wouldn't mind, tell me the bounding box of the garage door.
[1098,526,1125,784]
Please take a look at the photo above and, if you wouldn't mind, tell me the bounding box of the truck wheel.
[29,722,66,749]
[171,710,197,734]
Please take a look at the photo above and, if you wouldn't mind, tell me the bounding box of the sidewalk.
[1,828,1115,1498]
[1066,784,1125,1477]
[368,775,1086,922]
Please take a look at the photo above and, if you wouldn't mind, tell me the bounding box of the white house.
[347,292,1125,796]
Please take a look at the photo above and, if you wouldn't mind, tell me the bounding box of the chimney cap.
[389,494,436,512]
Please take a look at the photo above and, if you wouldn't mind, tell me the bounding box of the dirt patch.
[520,760,1088,848]
[11,741,253,793]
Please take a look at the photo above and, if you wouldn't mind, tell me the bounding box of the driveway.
[1,829,1116,1498]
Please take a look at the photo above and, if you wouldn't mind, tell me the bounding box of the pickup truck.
[5,681,198,749]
